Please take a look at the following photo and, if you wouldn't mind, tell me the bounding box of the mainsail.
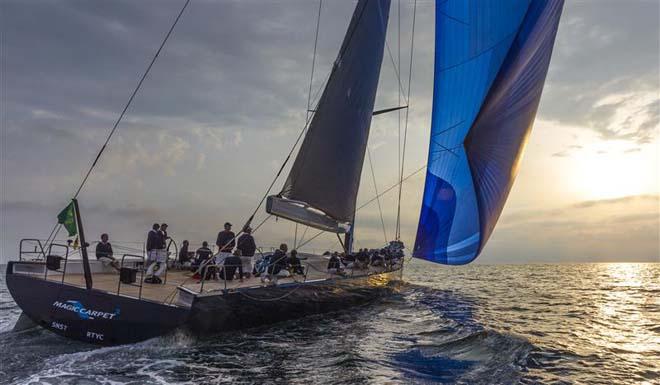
[414,0,564,264]
[267,0,391,233]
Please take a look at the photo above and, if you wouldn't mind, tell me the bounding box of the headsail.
[267,0,391,233]
[414,0,564,264]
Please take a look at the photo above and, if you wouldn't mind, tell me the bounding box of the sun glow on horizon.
[521,119,659,205]
[567,139,659,201]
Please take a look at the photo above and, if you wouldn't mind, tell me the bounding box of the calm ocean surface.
[0,261,658,384]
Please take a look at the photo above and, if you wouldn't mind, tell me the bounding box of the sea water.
[0,261,658,384]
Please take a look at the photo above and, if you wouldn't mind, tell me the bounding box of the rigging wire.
[306,0,323,121]
[297,225,310,250]
[295,0,323,251]
[170,1,327,299]
[297,163,427,250]
[71,0,191,200]
[384,41,408,106]
[43,223,62,254]
[43,0,191,251]
[163,214,273,302]
[397,0,402,234]
[241,110,313,231]
[367,148,388,243]
[189,0,328,281]
[294,223,299,249]
[395,0,417,240]
[239,0,332,234]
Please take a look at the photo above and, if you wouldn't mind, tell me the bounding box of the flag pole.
[72,199,93,290]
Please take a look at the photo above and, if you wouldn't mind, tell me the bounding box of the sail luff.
[269,0,391,231]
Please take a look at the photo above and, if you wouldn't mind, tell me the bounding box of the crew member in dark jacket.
[340,252,355,267]
[194,242,213,264]
[356,249,369,269]
[95,233,119,271]
[220,250,244,281]
[146,223,160,255]
[236,226,256,278]
[192,241,214,279]
[179,240,192,265]
[216,222,235,253]
[159,223,169,248]
[268,244,288,275]
[288,249,304,275]
[145,223,167,284]
[236,227,256,257]
[370,250,384,267]
[261,243,289,284]
[327,252,342,271]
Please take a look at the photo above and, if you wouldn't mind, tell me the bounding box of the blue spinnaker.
[413,0,564,264]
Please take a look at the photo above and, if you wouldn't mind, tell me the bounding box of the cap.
[224,222,232,227]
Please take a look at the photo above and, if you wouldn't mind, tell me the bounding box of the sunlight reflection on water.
[0,261,658,384]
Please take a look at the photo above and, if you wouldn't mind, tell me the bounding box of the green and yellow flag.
[57,201,78,237]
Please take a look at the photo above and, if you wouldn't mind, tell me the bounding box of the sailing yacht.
[5,0,564,345]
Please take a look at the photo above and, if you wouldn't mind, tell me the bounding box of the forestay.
[268,0,391,233]
[414,0,564,264]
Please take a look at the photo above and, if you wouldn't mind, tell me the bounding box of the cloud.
[1,1,657,263]
[570,194,658,209]
[1,199,159,220]
[540,1,659,145]
[590,91,658,144]
[196,153,206,171]
[500,194,659,223]
[488,193,659,263]
[552,150,568,158]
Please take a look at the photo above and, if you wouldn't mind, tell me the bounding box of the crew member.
[220,249,244,281]
[145,223,167,284]
[145,223,159,272]
[95,233,120,272]
[263,243,289,284]
[356,249,370,269]
[192,241,214,279]
[159,223,170,243]
[370,250,384,267]
[288,249,304,275]
[327,251,342,274]
[236,226,256,278]
[216,222,235,253]
[179,240,192,266]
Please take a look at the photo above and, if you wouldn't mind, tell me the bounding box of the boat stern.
[5,261,190,345]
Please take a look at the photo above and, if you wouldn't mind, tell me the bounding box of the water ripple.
[0,262,658,384]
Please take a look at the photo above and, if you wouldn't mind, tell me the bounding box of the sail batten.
[414,0,564,265]
[269,0,391,230]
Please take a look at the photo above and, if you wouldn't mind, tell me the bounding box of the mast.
[344,215,355,254]
[267,0,391,234]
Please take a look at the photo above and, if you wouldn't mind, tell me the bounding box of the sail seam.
[437,29,519,73]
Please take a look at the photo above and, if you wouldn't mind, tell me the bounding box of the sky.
[0,0,658,264]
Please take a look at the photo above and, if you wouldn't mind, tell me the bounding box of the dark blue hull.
[6,263,189,345]
[6,261,402,345]
[188,271,402,333]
